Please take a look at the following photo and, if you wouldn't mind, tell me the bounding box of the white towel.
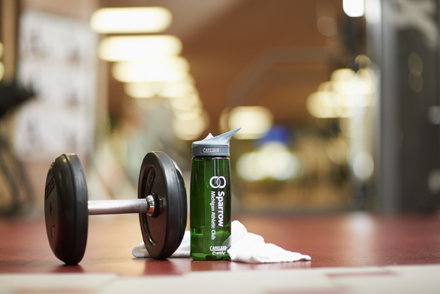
[132,220,311,263]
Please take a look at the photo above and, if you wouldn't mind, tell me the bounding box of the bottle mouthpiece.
[192,127,241,157]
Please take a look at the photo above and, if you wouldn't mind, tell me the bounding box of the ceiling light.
[115,69,187,83]
[169,93,201,110]
[112,57,189,82]
[90,7,172,33]
[331,68,355,82]
[343,0,365,18]
[159,82,195,98]
[173,107,203,120]
[125,75,196,99]
[307,92,339,118]
[98,35,182,61]
[172,110,209,140]
[124,82,157,98]
[227,106,273,140]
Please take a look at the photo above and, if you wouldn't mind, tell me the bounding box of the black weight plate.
[44,154,88,265]
[138,152,187,259]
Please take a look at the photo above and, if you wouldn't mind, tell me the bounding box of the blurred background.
[0,0,439,217]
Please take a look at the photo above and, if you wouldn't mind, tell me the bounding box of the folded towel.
[132,220,311,263]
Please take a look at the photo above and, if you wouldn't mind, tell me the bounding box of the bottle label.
[209,176,227,254]
[190,157,231,260]
[209,245,228,255]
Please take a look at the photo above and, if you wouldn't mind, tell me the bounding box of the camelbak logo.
[203,148,220,153]
[209,176,227,189]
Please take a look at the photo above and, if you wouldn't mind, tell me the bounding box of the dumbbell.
[44,151,187,265]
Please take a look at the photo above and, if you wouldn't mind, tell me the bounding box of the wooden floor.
[1,212,440,276]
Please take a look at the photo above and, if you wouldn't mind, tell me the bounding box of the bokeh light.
[90,7,172,33]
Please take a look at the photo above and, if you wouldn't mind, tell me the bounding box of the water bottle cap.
[192,127,241,157]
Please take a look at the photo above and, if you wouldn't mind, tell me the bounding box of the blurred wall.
[368,0,440,212]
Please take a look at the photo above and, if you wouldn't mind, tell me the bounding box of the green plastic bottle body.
[190,156,231,261]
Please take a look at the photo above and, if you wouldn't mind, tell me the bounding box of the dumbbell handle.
[88,196,155,215]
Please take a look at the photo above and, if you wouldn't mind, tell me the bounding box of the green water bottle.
[190,127,240,261]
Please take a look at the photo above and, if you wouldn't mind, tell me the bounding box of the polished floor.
[1,212,440,293]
